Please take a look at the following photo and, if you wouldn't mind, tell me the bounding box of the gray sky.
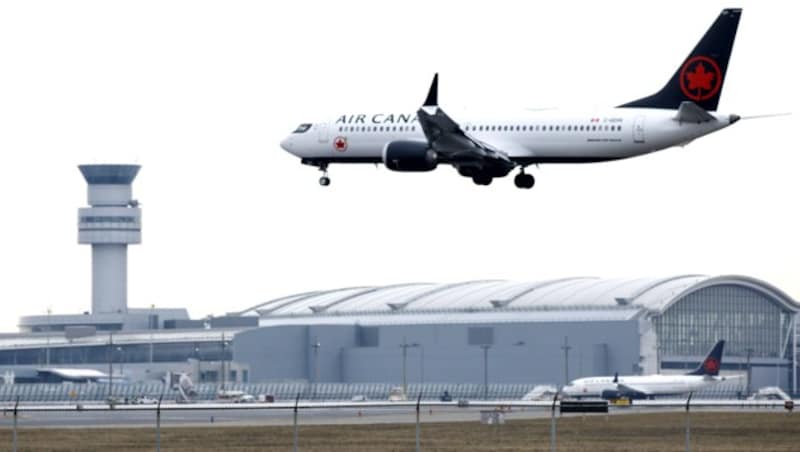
[0,1,797,332]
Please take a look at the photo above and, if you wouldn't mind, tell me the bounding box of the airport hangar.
[232,276,798,393]
[4,275,796,394]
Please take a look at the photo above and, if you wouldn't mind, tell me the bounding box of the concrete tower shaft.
[78,164,141,314]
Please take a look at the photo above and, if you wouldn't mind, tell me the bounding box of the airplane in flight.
[561,340,736,400]
[280,8,745,189]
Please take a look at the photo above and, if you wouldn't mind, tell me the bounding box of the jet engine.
[382,141,437,172]
[601,389,623,400]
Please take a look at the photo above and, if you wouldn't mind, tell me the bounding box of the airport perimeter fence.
[0,381,752,403]
[0,382,543,403]
[0,398,794,452]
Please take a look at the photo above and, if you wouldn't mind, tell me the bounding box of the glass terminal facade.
[655,284,794,360]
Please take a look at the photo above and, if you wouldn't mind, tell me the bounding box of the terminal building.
[0,165,797,396]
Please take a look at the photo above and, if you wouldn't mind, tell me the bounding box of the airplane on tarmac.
[280,9,747,189]
[561,340,737,400]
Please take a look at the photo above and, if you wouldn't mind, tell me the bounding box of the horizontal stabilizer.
[674,101,717,123]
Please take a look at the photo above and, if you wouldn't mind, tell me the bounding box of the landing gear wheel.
[472,174,493,186]
[514,172,535,189]
[318,163,330,187]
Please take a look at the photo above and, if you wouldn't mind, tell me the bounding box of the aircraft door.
[317,123,329,143]
[633,116,645,143]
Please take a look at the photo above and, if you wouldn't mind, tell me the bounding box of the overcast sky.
[0,1,797,332]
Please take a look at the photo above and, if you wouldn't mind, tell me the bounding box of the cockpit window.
[292,123,312,134]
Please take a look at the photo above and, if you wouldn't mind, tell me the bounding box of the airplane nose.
[729,114,741,124]
[280,136,293,151]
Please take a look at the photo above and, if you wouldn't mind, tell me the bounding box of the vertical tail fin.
[619,9,741,111]
[686,340,725,376]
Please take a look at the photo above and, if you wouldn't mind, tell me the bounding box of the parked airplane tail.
[619,8,741,111]
[686,340,725,376]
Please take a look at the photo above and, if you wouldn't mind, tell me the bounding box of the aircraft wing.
[416,74,514,169]
[615,383,653,398]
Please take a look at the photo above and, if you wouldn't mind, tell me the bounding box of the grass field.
[0,412,798,451]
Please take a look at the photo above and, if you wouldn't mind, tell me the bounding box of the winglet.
[423,73,438,106]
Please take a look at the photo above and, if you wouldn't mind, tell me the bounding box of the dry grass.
[1,412,798,451]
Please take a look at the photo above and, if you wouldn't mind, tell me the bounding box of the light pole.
[45,307,52,366]
[220,333,227,390]
[657,344,662,375]
[311,337,321,384]
[561,336,571,387]
[194,346,201,382]
[149,304,155,363]
[400,338,419,397]
[480,344,491,400]
[418,344,424,386]
[745,348,754,396]
[514,341,526,382]
[107,331,113,400]
[116,346,124,378]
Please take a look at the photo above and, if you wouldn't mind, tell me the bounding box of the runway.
[1,406,539,428]
[0,403,788,429]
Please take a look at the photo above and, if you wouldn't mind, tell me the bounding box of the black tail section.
[423,73,439,106]
[619,8,741,111]
[686,340,725,376]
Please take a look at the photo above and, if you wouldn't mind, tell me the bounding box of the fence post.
[685,392,693,452]
[13,396,19,452]
[293,392,300,452]
[156,394,163,452]
[415,393,422,452]
[550,391,559,452]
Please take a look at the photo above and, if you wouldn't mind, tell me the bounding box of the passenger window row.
[337,125,417,133]
[466,124,623,132]
[335,124,623,133]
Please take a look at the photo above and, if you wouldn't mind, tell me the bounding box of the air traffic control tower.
[78,164,141,314]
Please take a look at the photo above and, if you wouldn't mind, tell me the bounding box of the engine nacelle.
[382,141,437,172]
[601,389,623,400]
[601,389,644,400]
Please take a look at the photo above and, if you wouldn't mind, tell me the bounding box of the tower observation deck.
[78,164,141,314]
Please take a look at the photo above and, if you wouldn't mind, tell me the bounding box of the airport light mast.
[561,336,571,387]
[480,344,491,400]
[400,338,419,398]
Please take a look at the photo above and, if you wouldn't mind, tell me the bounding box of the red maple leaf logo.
[703,357,720,373]
[333,136,347,152]
[686,63,714,92]
[679,56,722,102]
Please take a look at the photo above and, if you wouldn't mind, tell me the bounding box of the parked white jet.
[562,340,733,400]
[281,9,743,188]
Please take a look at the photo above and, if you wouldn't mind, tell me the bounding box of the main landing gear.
[514,170,535,189]
[318,164,330,186]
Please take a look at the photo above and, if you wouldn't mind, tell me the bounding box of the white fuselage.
[280,107,735,164]
[562,374,722,398]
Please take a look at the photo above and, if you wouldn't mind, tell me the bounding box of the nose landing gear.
[318,164,330,186]
[514,170,535,189]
